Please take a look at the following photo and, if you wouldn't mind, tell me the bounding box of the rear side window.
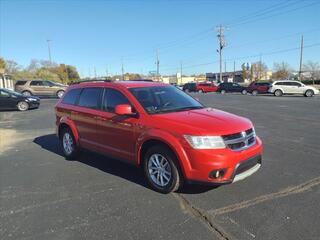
[78,88,102,109]
[62,88,82,105]
[103,88,130,113]
[15,80,27,86]
[275,82,285,86]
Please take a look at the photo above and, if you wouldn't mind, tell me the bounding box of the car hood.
[151,108,253,136]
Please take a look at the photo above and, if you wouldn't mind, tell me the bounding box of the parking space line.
[209,176,320,216]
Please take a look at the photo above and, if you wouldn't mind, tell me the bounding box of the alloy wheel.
[63,132,74,155]
[148,153,172,187]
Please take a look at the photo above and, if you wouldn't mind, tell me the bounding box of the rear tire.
[57,90,65,99]
[17,101,29,111]
[252,90,258,96]
[274,89,283,97]
[60,127,79,160]
[305,90,314,97]
[143,145,183,194]
[242,89,247,95]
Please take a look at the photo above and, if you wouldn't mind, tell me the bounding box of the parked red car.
[55,81,262,193]
[246,81,272,95]
[196,82,218,93]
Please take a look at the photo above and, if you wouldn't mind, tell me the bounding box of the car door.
[71,87,103,152]
[232,83,241,92]
[29,80,50,95]
[95,88,138,162]
[290,82,304,94]
[0,90,16,109]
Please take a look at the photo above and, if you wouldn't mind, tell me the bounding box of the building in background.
[0,67,14,90]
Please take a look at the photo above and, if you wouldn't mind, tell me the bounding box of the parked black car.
[182,82,197,92]
[217,82,247,94]
[0,88,40,111]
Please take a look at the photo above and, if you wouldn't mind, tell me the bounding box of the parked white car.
[268,80,319,97]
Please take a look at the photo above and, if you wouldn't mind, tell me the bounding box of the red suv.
[246,81,271,95]
[56,81,262,193]
[196,82,218,93]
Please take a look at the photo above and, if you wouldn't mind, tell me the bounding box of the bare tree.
[303,61,320,84]
[250,61,268,80]
[272,62,292,80]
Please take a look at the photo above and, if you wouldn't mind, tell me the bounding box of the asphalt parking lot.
[1,93,320,240]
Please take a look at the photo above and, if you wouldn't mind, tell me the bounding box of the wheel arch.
[137,135,190,178]
[58,117,80,145]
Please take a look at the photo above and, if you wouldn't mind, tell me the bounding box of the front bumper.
[182,136,263,185]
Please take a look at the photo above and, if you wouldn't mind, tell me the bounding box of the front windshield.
[129,85,204,114]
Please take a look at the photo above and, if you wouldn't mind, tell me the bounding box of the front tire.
[17,101,29,111]
[143,145,183,194]
[220,89,226,94]
[305,90,314,97]
[274,89,283,97]
[60,127,79,160]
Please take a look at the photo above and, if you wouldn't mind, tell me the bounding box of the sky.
[0,0,320,77]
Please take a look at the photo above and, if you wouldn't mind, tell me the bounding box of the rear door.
[29,80,51,95]
[95,88,138,162]
[71,87,103,151]
[290,82,304,94]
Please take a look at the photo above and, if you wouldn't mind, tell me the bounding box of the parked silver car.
[268,80,319,97]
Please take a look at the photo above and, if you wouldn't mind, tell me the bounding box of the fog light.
[209,169,226,179]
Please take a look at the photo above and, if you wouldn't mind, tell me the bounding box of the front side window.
[129,86,203,114]
[0,90,10,97]
[62,88,82,105]
[30,81,44,86]
[103,88,130,113]
[78,88,102,109]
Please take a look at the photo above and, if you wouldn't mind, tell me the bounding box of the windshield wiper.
[150,106,203,114]
[174,106,204,111]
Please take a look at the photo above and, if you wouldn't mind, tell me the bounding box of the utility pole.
[259,54,262,80]
[121,58,124,80]
[224,61,227,73]
[156,50,160,81]
[106,66,108,78]
[94,67,97,79]
[46,39,52,64]
[216,25,227,83]
[299,35,304,81]
[180,61,183,85]
[233,61,236,81]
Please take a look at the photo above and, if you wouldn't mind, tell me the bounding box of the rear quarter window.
[15,80,27,86]
[62,88,82,105]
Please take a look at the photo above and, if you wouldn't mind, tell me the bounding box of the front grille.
[222,128,256,151]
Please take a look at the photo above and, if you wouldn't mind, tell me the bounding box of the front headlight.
[184,135,226,149]
[27,98,37,101]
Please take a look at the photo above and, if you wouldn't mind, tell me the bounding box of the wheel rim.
[275,90,281,96]
[18,102,28,110]
[242,90,247,94]
[148,154,172,187]
[306,91,312,97]
[63,132,74,155]
[221,90,225,94]
[58,91,64,98]
[253,91,258,95]
[23,91,31,96]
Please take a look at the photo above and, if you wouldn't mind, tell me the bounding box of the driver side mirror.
[115,104,135,116]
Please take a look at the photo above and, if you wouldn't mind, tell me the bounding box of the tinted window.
[291,82,301,87]
[62,88,82,105]
[30,81,44,86]
[15,81,27,86]
[275,82,285,86]
[78,88,102,109]
[0,90,10,97]
[103,88,130,112]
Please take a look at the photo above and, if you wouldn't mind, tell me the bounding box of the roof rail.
[130,79,154,82]
[70,79,113,85]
